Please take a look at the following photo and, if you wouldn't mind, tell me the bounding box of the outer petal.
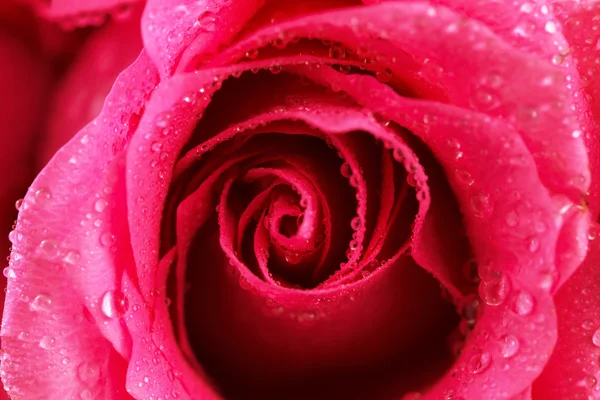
[0,53,158,399]
[533,223,600,399]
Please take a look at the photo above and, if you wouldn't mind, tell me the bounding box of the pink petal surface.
[533,223,600,399]
[142,0,264,76]
[39,8,143,168]
[1,53,159,399]
[551,0,600,218]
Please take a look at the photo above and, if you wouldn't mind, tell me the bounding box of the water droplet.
[80,388,94,400]
[30,293,52,312]
[2,267,16,279]
[500,335,519,358]
[62,357,71,365]
[480,272,510,306]
[505,210,519,227]
[269,64,282,74]
[15,199,23,210]
[470,87,499,110]
[340,162,353,178]
[245,48,258,59]
[8,230,21,245]
[545,21,557,33]
[63,251,81,265]
[285,251,302,265]
[513,291,535,315]
[100,232,116,247]
[468,351,491,374]
[77,362,100,384]
[376,68,392,83]
[455,169,474,186]
[94,199,108,213]
[525,236,540,253]
[329,43,346,59]
[589,225,597,241]
[39,335,55,350]
[469,193,493,218]
[101,290,129,319]
[39,239,58,256]
[351,217,361,231]
[34,188,52,203]
[582,320,595,330]
[17,331,29,341]
[592,328,600,347]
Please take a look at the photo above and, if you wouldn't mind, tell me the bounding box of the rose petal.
[551,0,600,218]
[39,8,143,167]
[0,53,159,399]
[205,2,589,199]
[297,65,566,397]
[141,0,264,76]
[533,222,600,399]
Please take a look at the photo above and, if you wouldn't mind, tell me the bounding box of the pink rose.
[1,1,598,399]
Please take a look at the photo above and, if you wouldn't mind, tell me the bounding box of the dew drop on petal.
[39,335,55,350]
[2,267,15,279]
[455,169,474,186]
[500,335,519,358]
[100,232,116,247]
[63,251,81,265]
[582,320,595,330]
[94,199,108,212]
[101,290,129,319]
[592,328,600,347]
[469,193,493,218]
[30,293,52,312]
[39,239,58,257]
[480,272,510,306]
[34,188,52,204]
[513,291,535,315]
[525,236,540,253]
[468,351,491,374]
[376,68,392,83]
[350,217,361,231]
[77,362,100,384]
[340,162,353,178]
[545,21,557,33]
[285,251,302,265]
[80,389,94,400]
[505,210,519,227]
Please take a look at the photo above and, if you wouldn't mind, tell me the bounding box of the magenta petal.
[551,0,600,218]
[1,53,158,399]
[141,0,264,76]
[533,223,600,399]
